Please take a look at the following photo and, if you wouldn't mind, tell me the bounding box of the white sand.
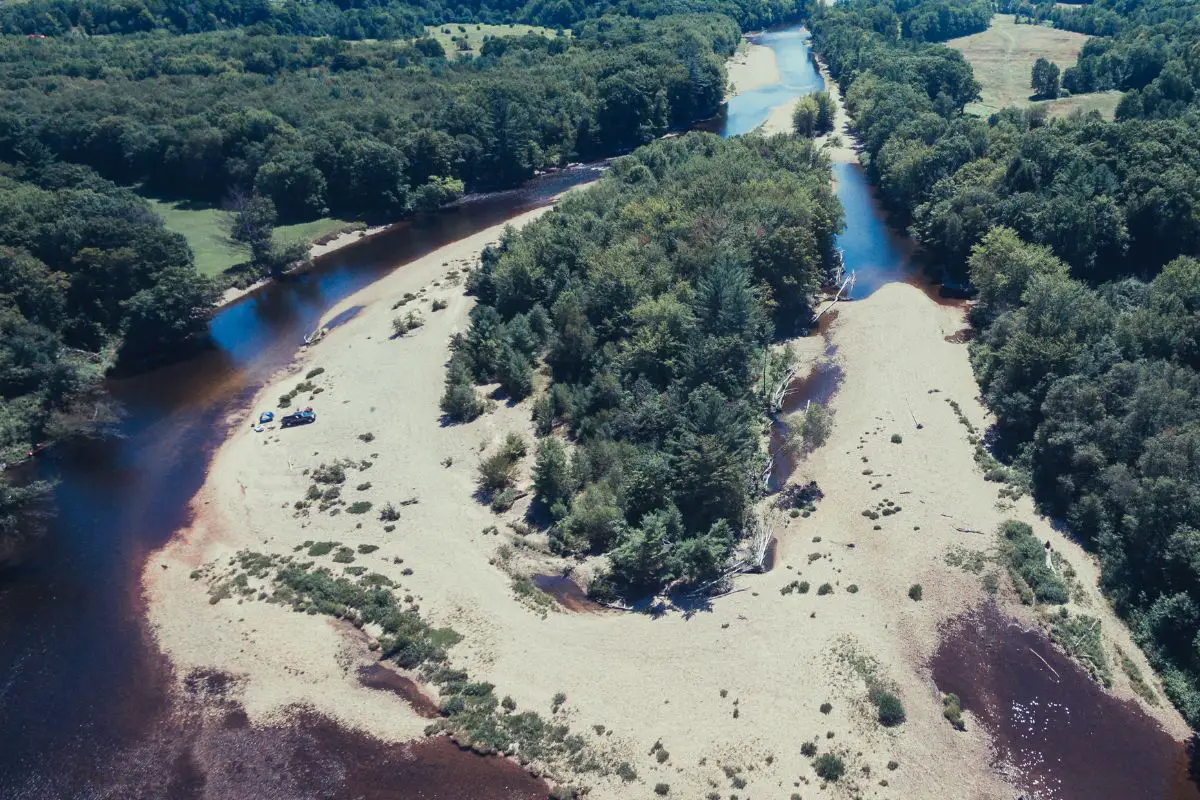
[726,40,781,98]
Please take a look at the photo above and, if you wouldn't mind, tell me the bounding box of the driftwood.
[955,526,983,534]
[812,270,856,325]
[1027,647,1063,681]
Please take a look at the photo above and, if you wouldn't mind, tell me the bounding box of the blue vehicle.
[259,411,274,424]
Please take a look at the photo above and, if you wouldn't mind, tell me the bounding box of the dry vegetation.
[948,15,1120,118]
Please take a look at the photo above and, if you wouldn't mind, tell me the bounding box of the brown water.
[531,573,610,613]
[358,664,443,719]
[932,604,1200,800]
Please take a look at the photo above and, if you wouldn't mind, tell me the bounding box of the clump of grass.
[817,583,833,596]
[1050,609,1111,686]
[358,432,375,442]
[616,762,637,782]
[1117,647,1158,705]
[379,503,401,522]
[942,693,965,730]
[820,702,832,714]
[332,546,356,563]
[308,541,338,557]
[477,433,528,497]
[813,753,845,782]
[875,691,906,727]
[890,433,902,444]
[999,520,1068,604]
[800,741,817,757]
[846,584,859,594]
[357,544,379,554]
[908,583,923,601]
[654,783,669,796]
[355,482,372,491]
[347,501,373,515]
[391,310,424,337]
[431,299,449,311]
[305,367,325,379]
[312,462,347,485]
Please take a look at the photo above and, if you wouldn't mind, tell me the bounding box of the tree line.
[445,133,842,596]
[813,0,1200,725]
[0,0,798,38]
[0,14,744,223]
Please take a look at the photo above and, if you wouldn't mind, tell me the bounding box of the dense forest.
[0,14,744,220]
[0,0,798,38]
[0,0,802,546]
[446,133,841,595]
[812,0,1200,724]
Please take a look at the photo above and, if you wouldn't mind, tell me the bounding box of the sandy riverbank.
[726,38,782,97]
[147,202,1188,800]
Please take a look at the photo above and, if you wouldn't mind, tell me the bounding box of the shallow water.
[721,27,824,138]
[932,605,1200,800]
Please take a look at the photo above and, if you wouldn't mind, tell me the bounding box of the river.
[1,23,1196,800]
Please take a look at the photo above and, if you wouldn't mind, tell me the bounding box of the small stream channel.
[1,22,1195,800]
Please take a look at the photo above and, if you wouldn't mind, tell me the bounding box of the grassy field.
[424,22,566,59]
[948,14,1119,119]
[144,198,356,277]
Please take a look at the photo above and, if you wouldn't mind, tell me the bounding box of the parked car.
[280,408,316,428]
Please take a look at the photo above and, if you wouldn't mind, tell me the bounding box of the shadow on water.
[767,352,844,491]
[932,604,1200,800]
[0,163,603,798]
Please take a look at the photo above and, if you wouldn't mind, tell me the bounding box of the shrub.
[356,482,371,491]
[999,520,1069,604]
[305,367,325,379]
[800,741,817,757]
[478,451,519,493]
[358,432,375,442]
[908,583,922,601]
[846,584,859,593]
[392,311,424,337]
[813,753,845,781]
[431,299,449,311]
[308,541,337,557]
[818,583,833,595]
[798,581,810,594]
[876,692,906,727]
[820,702,832,714]
[312,462,346,484]
[332,546,356,563]
[615,762,637,782]
[379,503,401,522]
[357,544,379,554]
[347,501,372,514]
[942,693,965,730]
[654,783,669,796]
[890,433,903,444]
[655,749,669,763]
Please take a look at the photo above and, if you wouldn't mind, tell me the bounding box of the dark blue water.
[722,27,824,137]
[721,27,917,300]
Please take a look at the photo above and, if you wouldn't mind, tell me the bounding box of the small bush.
[818,583,833,596]
[356,482,372,491]
[908,583,923,601]
[308,541,337,557]
[819,702,832,714]
[876,692,906,727]
[890,433,903,444]
[332,546,356,563]
[654,783,669,796]
[616,762,637,782]
[798,581,810,594]
[942,693,965,730]
[800,741,817,757]
[379,503,401,522]
[431,298,449,311]
[305,367,325,379]
[846,584,859,593]
[357,544,379,554]
[655,749,669,763]
[358,432,375,442]
[347,501,373,514]
[392,311,424,337]
[813,753,845,782]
